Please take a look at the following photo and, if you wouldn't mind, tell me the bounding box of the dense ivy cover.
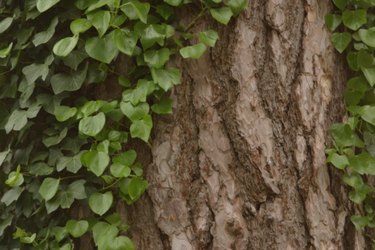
[327,0,375,241]
[0,0,246,249]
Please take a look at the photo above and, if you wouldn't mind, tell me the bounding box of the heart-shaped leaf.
[81,150,110,176]
[39,178,60,201]
[88,192,113,216]
[79,112,106,137]
[37,0,60,12]
[87,10,110,37]
[121,0,150,23]
[66,220,89,238]
[53,35,79,57]
[331,32,351,53]
[359,28,375,47]
[180,43,207,59]
[85,33,118,63]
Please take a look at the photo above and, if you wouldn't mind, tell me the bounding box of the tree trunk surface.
[122,1,365,249]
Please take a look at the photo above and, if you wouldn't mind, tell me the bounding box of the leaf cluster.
[327,0,375,239]
[0,0,246,248]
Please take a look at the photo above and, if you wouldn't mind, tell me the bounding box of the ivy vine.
[327,0,375,243]
[0,0,246,249]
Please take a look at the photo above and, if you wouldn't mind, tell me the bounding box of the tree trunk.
[123,1,366,249]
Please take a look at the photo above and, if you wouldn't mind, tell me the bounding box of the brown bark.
[124,0,365,249]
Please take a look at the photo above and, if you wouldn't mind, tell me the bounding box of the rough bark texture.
[124,1,365,249]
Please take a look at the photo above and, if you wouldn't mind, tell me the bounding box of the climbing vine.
[327,0,375,242]
[0,0,246,249]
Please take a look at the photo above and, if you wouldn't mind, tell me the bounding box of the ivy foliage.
[0,0,246,249]
[327,0,375,237]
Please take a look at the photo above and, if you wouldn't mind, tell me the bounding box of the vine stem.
[184,7,208,32]
[100,178,121,192]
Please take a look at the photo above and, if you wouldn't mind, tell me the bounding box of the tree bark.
[123,1,366,249]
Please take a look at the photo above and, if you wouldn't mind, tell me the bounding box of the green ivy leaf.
[4,109,28,133]
[110,163,131,178]
[57,190,75,209]
[0,43,13,58]
[51,64,88,94]
[327,153,349,169]
[348,189,369,204]
[107,236,135,250]
[114,29,138,56]
[1,187,23,206]
[89,191,113,216]
[199,30,219,47]
[180,43,207,59]
[62,50,88,70]
[5,166,24,187]
[92,222,118,248]
[112,150,137,166]
[164,0,183,7]
[349,153,375,175]
[53,35,79,57]
[70,18,92,35]
[67,179,86,200]
[51,226,67,242]
[57,155,82,173]
[81,150,110,176]
[344,76,368,105]
[0,216,13,237]
[85,0,112,12]
[0,149,10,167]
[144,48,171,68]
[85,33,118,63]
[60,243,73,250]
[122,79,155,105]
[342,173,364,188]
[65,220,89,238]
[325,14,342,32]
[359,105,375,125]
[140,24,166,50]
[29,162,54,176]
[332,0,348,10]
[331,32,352,53]
[32,17,59,46]
[151,67,181,91]
[42,127,68,147]
[121,0,150,24]
[361,67,375,86]
[342,9,367,31]
[87,10,111,37]
[22,63,49,84]
[39,177,60,201]
[130,115,153,142]
[156,4,174,20]
[54,106,77,122]
[351,215,370,230]
[331,123,355,148]
[36,0,60,12]
[357,49,374,68]
[359,27,375,47]
[210,7,233,25]
[128,177,148,200]
[120,102,149,121]
[151,96,173,114]
[0,17,13,34]
[79,112,106,136]
[226,0,248,15]
[79,100,103,117]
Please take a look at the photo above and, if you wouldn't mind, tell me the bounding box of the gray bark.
[123,1,365,249]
